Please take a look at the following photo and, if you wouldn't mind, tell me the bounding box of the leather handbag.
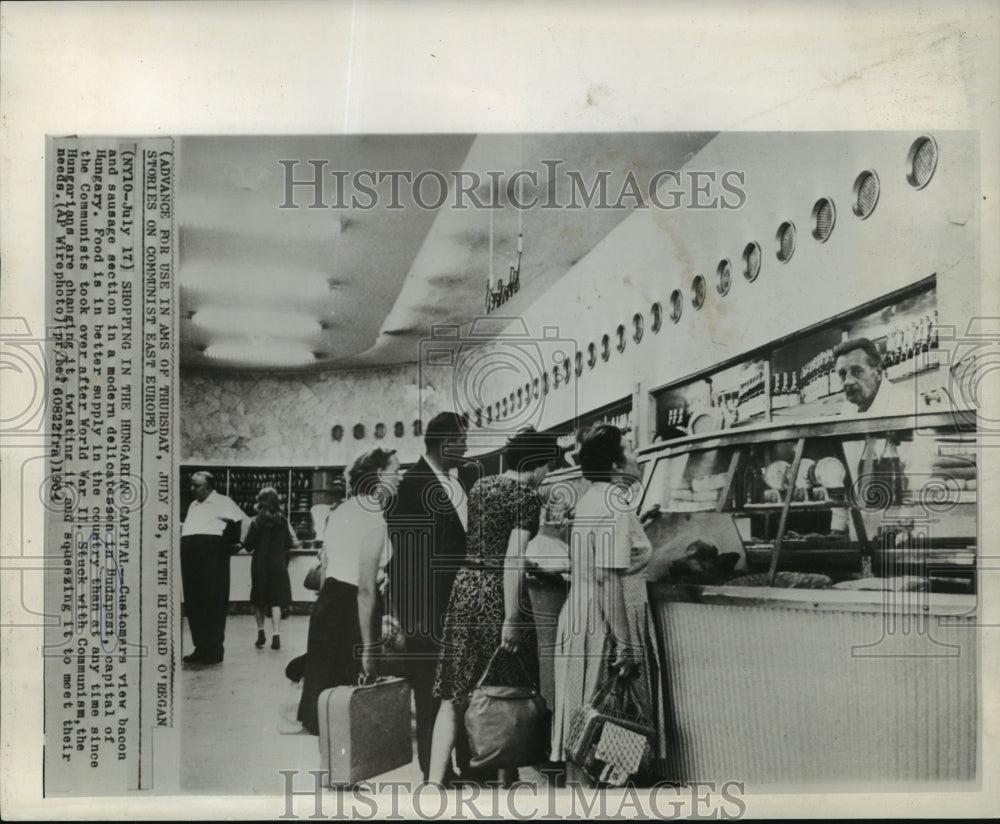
[464,646,550,770]
[303,562,323,592]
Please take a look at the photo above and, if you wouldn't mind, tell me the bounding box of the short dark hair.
[504,427,561,472]
[347,448,397,497]
[578,424,627,482]
[833,337,882,370]
[424,411,466,451]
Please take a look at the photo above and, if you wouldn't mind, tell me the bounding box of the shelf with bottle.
[180,465,348,525]
[730,366,769,427]
[663,404,692,432]
[883,309,941,382]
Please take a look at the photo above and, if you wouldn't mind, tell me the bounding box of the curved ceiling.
[178,133,716,371]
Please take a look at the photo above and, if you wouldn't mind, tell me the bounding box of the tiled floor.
[178,615,552,794]
[179,614,424,794]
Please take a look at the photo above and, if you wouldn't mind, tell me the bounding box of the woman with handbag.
[426,428,559,784]
[550,424,651,782]
[296,449,400,735]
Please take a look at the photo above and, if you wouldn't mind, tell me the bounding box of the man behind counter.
[181,471,248,665]
[833,337,913,417]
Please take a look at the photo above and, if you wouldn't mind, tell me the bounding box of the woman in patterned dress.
[426,428,560,785]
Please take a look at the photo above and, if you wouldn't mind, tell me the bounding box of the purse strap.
[592,662,646,724]
[475,646,537,689]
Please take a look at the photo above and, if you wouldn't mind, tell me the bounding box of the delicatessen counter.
[638,410,978,786]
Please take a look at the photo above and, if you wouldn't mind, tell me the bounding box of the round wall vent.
[907,136,938,189]
[852,170,880,218]
[812,198,836,242]
[742,243,761,280]
[775,222,796,263]
[718,258,733,295]
[669,290,683,323]
[691,275,706,309]
[650,302,663,332]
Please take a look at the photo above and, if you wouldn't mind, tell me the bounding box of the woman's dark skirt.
[297,577,362,735]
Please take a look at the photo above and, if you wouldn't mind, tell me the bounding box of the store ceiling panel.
[178,133,716,371]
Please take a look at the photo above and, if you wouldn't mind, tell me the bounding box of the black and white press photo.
[2,3,998,821]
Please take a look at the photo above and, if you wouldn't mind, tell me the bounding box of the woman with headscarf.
[244,486,296,650]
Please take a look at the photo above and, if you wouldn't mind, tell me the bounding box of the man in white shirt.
[834,337,914,418]
[180,471,248,664]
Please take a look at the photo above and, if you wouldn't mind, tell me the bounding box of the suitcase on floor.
[317,677,412,786]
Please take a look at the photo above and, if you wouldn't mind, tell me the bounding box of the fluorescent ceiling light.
[179,264,332,301]
[192,308,321,338]
[204,342,317,367]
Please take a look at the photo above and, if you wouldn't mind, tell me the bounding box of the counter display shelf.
[638,410,978,592]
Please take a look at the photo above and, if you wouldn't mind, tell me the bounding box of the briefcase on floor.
[317,676,412,786]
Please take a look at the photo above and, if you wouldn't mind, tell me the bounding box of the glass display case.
[650,276,945,442]
[638,410,977,593]
[179,465,346,543]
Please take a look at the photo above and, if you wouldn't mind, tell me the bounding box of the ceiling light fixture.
[484,176,524,314]
[179,264,332,301]
[192,308,322,338]
[203,342,317,367]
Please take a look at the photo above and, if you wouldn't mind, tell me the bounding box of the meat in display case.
[638,410,977,594]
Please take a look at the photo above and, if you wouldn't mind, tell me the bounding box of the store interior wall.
[179,131,979,466]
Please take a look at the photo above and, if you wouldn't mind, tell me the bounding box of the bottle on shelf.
[891,327,905,381]
[774,372,786,410]
[788,371,801,407]
[883,328,896,381]
[819,349,833,399]
[902,322,916,378]
[928,309,940,368]
[856,435,879,510]
[876,433,905,506]
[920,314,932,372]
[750,371,764,418]
[914,316,925,372]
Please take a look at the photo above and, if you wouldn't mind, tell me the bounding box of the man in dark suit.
[385,411,477,782]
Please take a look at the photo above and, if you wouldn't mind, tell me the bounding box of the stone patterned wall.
[180,363,456,467]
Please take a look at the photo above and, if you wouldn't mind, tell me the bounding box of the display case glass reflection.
[640,414,976,592]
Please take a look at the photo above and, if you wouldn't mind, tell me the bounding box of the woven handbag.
[566,667,654,787]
